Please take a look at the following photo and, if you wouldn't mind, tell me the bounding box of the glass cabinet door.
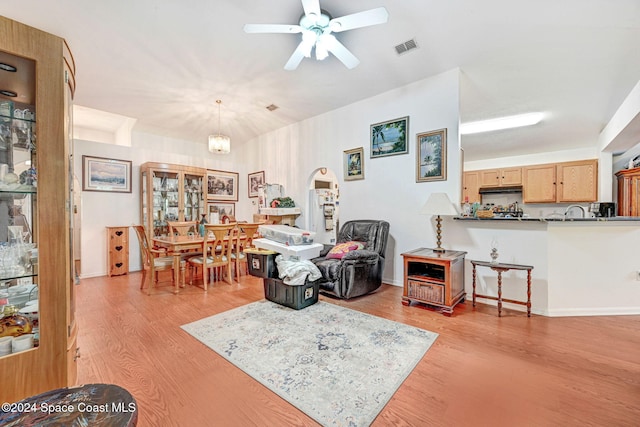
[0,53,39,355]
[183,173,204,222]
[141,163,206,238]
[152,170,179,237]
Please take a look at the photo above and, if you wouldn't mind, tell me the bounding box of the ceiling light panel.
[460,112,545,135]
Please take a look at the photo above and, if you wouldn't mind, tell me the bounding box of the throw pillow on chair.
[325,241,365,259]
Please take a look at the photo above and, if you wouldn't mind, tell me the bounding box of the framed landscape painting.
[344,147,364,181]
[82,155,132,193]
[416,128,447,182]
[248,170,265,198]
[370,116,409,158]
[207,170,239,201]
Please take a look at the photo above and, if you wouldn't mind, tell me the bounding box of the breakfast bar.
[448,216,640,317]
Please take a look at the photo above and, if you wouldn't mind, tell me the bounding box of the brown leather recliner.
[311,220,390,299]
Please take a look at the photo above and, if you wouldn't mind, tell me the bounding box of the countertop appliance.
[589,202,616,217]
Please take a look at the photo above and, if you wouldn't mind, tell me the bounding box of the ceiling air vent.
[395,39,418,55]
[266,104,279,112]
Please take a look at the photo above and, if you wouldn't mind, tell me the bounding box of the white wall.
[546,222,640,316]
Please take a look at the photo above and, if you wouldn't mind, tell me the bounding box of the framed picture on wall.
[248,170,265,198]
[82,155,132,193]
[370,116,409,158]
[208,202,235,221]
[416,128,447,182]
[207,170,238,201]
[343,147,364,181]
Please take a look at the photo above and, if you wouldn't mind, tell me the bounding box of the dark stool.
[0,383,137,426]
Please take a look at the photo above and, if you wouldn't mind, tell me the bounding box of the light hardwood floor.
[76,272,640,427]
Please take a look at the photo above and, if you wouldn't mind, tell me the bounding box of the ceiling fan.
[244,0,389,70]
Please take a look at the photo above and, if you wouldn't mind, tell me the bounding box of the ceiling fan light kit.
[244,0,388,70]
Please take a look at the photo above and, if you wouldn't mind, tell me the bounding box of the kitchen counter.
[447,214,640,316]
[453,216,640,222]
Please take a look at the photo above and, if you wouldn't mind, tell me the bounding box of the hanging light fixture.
[208,99,230,154]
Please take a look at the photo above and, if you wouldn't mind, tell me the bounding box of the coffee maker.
[589,202,616,217]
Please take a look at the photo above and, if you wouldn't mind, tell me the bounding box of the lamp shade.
[208,134,230,154]
[420,193,458,216]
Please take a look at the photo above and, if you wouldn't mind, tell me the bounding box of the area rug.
[181,300,438,426]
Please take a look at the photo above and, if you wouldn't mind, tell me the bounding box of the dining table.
[152,232,248,294]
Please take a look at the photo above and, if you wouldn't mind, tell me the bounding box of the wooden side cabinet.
[616,167,640,216]
[107,226,129,276]
[402,248,467,315]
[479,167,522,187]
[523,163,557,203]
[557,159,598,202]
[523,159,597,203]
[462,171,481,203]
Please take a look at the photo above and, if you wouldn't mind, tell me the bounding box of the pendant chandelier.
[208,99,231,154]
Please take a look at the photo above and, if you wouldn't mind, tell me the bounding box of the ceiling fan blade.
[301,0,321,18]
[284,41,311,71]
[329,7,389,32]
[323,35,360,69]
[244,24,302,34]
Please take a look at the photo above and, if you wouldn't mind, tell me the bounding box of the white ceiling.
[1,0,639,161]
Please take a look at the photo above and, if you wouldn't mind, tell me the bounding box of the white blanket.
[275,255,322,286]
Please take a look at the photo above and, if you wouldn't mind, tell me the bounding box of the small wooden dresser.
[107,226,129,276]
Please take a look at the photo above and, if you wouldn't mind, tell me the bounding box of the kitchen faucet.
[564,204,585,218]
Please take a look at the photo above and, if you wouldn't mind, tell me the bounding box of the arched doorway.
[305,168,339,245]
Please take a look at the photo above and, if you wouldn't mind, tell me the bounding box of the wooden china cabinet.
[616,166,640,216]
[0,17,78,402]
[140,162,206,238]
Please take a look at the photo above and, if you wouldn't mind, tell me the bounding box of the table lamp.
[420,192,459,252]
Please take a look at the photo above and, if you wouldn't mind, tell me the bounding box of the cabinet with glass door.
[140,162,206,237]
[0,16,76,403]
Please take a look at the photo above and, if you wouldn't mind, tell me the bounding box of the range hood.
[479,185,523,194]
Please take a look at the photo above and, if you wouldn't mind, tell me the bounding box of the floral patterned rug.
[181,300,438,426]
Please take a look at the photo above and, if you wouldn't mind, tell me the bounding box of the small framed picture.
[344,147,364,181]
[248,171,265,198]
[82,155,132,193]
[416,128,447,182]
[370,116,409,158]
[208,202,235,221]
[207,170,239,201]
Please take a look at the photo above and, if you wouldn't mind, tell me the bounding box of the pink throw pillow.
[326,241,365,259]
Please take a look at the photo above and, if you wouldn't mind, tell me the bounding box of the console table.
[470,260,534,317]
[401,248,466,316]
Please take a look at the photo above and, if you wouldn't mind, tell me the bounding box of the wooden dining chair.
[133,225,186,295]
[167,220,198,237]
[231,222,262,280]
[188,223,236,291]
[221,215,237,224]
[167,220,202,282]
